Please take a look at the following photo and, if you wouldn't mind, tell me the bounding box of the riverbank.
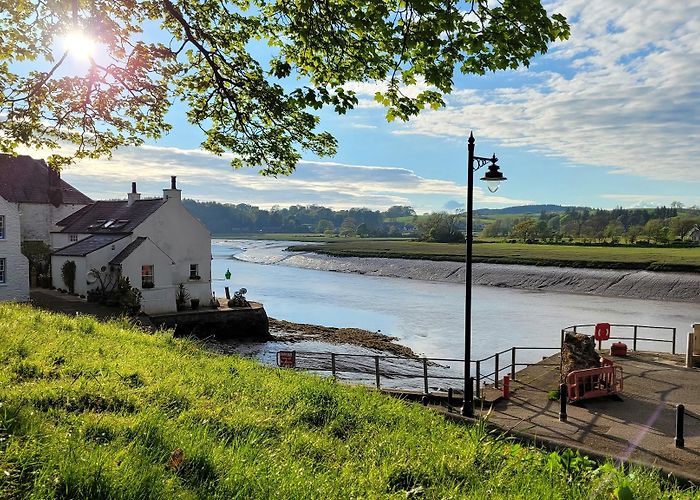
[232,243,700,303]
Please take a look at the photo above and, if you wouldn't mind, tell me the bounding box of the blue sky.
[25,1,700,213]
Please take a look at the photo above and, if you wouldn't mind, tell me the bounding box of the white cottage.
[51,177,212,314]
[0,154,92,301]
[688,225,700,242]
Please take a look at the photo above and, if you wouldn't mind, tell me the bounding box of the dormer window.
[70,234,78,242]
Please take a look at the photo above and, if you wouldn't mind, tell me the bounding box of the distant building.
[687,225,700,242]
[50,177,212,314]
[0,154,92,301]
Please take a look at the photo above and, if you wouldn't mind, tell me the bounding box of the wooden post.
[422,357,429,395]
[447,388,453,407]
[224,286,230,300]
[374,356,380,389]
[331,353,336,378]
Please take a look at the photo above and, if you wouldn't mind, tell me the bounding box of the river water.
[210,240,695,372]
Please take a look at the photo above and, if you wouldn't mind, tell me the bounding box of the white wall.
[20,203,87,246]
[51,232,91,250]
[134,197,212,303]
[0,197,29,301]
[118,238,176,314]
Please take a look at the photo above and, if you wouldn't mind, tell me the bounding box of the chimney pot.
[171,176,177,189]
[131,182,137,194]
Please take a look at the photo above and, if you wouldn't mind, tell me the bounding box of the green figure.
[224,268,231,280]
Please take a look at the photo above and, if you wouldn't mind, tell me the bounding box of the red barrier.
[566,365,623,403]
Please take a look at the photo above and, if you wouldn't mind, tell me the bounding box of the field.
[1,304,696,498]
[284,240,700,272]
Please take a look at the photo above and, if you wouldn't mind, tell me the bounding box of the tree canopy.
[1,0,569,173]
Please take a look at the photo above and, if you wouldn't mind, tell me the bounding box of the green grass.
[286,240,700,272]
[1,304,696,499]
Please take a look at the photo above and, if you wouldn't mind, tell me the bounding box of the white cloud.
[27,144,531,212]
[395,1,700,183]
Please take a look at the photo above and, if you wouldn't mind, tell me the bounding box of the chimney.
[163,175,181,202]
[47,167,63,207]
[127,181,141,206]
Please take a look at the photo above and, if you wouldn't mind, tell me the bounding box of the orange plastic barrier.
[566,365,623,403]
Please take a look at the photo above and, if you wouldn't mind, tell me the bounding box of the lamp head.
[480,155,507,192]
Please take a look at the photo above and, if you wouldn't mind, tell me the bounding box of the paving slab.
[479,352,700,481]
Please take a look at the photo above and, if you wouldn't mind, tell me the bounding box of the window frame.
[0,258,5,284]
[69,234,79,243]
[0,215,5,239]
[189,263,199,280]
[141,264,154,288]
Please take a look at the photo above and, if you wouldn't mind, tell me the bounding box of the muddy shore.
[240,249,700,303]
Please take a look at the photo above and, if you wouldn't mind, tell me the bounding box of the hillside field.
[1,304,696,498]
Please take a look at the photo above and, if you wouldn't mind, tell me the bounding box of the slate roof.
[109,237,147,265]
[53,234,127,257]
[0,154,93,206]
[55,198,166,233]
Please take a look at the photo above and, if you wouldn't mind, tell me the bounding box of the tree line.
[483,206,700,244]
[183,200,418,237]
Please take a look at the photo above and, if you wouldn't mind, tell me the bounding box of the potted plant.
[175,284,190,311]
[190,298,200,310]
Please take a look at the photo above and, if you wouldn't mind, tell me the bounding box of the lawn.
[285,240,700,272]
[1,304,695,498]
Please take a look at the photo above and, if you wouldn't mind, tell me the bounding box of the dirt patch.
[269,318,417,358]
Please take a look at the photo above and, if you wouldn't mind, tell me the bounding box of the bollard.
[421,395,428,406]
[687,332,695,369]
[224,286,230,300]
[503,375,510,400]
[559,383,568,422]
[447,388,453,407]
[675,404,685,449]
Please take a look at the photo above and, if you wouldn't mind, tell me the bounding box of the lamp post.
[461,132,507,417]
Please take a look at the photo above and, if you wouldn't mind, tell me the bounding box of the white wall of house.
[117,238,176,314]
[20,203,87,246]
[0,196,30,302]
[134,194,212,303]
[51,232,92,250]
[51,237,130,295]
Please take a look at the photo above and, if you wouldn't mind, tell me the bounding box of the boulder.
[561,332,600,381]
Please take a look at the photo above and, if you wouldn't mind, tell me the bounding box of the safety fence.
[561,323,678,354]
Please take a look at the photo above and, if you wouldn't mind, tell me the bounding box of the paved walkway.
[30,289,126,321]
[480,352,700,482]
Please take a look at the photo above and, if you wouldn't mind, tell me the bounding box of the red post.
[503,375,510,400]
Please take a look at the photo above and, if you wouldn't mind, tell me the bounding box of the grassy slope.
[285,240,700,272]
[1,304,694,499]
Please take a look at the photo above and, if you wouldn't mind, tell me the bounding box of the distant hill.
[475,204,573,215]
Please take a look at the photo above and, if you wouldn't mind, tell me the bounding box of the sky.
[24,1,700,213]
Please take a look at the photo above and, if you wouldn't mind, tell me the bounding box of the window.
[0,215,4,239]
[0,258,5,284]
[70,234,78,243]
[141,265,154,288]
[189,264,199,279]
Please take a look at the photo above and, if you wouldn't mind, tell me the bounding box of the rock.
[561,332,600,381]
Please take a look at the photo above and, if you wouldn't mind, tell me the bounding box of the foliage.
[416,212,465,243]
[21,240,51,284]
[0,304,695,498]
[175,284,190,309]
[60,260,76,294]
[115,277,142,316]
[86,266,118,302]
[339,217,357,238]
[0,1,568,174]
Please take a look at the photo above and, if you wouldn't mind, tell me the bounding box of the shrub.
[61,260,77,294]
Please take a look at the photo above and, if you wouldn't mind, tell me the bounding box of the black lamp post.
[461,132,507,417]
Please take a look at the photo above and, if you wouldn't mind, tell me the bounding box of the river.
[210,240,695,369]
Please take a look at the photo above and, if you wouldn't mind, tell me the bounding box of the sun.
[62,31,96,61]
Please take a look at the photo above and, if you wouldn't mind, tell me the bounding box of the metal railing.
[276,346,560,397]
[561,323,678,354]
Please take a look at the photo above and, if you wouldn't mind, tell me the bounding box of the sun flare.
[62,31,96,61]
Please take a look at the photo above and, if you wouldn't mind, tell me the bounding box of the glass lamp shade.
[484,179,502,193]
[480,160,507,193]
